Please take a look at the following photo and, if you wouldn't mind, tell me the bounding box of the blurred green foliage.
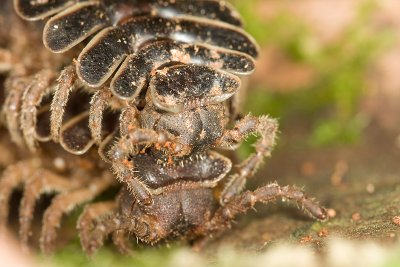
[40,240,400,267]
[386,250,400,267]
[40,241,175,267]
[237,0,393,147]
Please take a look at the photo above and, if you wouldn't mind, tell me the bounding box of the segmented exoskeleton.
[7,0,257,157]
[0,0,328,254]
[0,0,260,253]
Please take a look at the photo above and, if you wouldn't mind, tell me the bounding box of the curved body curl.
[0,0,327,254]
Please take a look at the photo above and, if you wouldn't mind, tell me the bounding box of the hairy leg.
[40,171,114,253]
[20,69,56,151]
[77,201,117,254]
[109,107,191,206]
[194,182,327,250]
[112,230,132,255]
[98,130,119,162]
[89,88,112,144]
[219,115,278,204]
[19,169,82,247]
[215,182,326,231]
[118,106,139,137]
[50,65,77,142]
[80,209,156,255]
[0,159,42,227]
[2,76,30,147]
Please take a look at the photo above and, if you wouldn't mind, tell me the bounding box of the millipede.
[0,0,327,254]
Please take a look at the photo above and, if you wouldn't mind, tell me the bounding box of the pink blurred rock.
[257,0,357,43]
[0,231,37,267]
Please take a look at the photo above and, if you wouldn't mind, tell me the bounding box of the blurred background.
[2,0,400,266]
[237,0,399,145]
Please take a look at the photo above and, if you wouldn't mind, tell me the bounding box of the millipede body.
[0,0,327,254]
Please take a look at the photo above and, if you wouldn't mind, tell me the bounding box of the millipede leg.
[40,172,114,254]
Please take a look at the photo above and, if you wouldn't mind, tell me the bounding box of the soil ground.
[207,121,400,252]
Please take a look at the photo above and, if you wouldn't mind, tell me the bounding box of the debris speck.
[392,216,400,226]
[300,161,316,176]
[299,235,313,244]
[317,228,329,237]
[351,212,361,222]
[327,208,337,218]
[330,160,349,186]
[366,183,375,194]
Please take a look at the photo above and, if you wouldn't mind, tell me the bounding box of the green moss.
[233,0,312,62]
[39,241,177,267]
[237,0,393,148]
[384,250,400,267]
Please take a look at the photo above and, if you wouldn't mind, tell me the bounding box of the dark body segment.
[15,0,256,90]
[153,0,243,26]
[111,40,254,99]
[77,16,258,87]
[76,26,131,87]
[44,2,109,53]
[14,0,73,20]
[118,186,217,243]
[133,151,231,191]
[60,112,95,155]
